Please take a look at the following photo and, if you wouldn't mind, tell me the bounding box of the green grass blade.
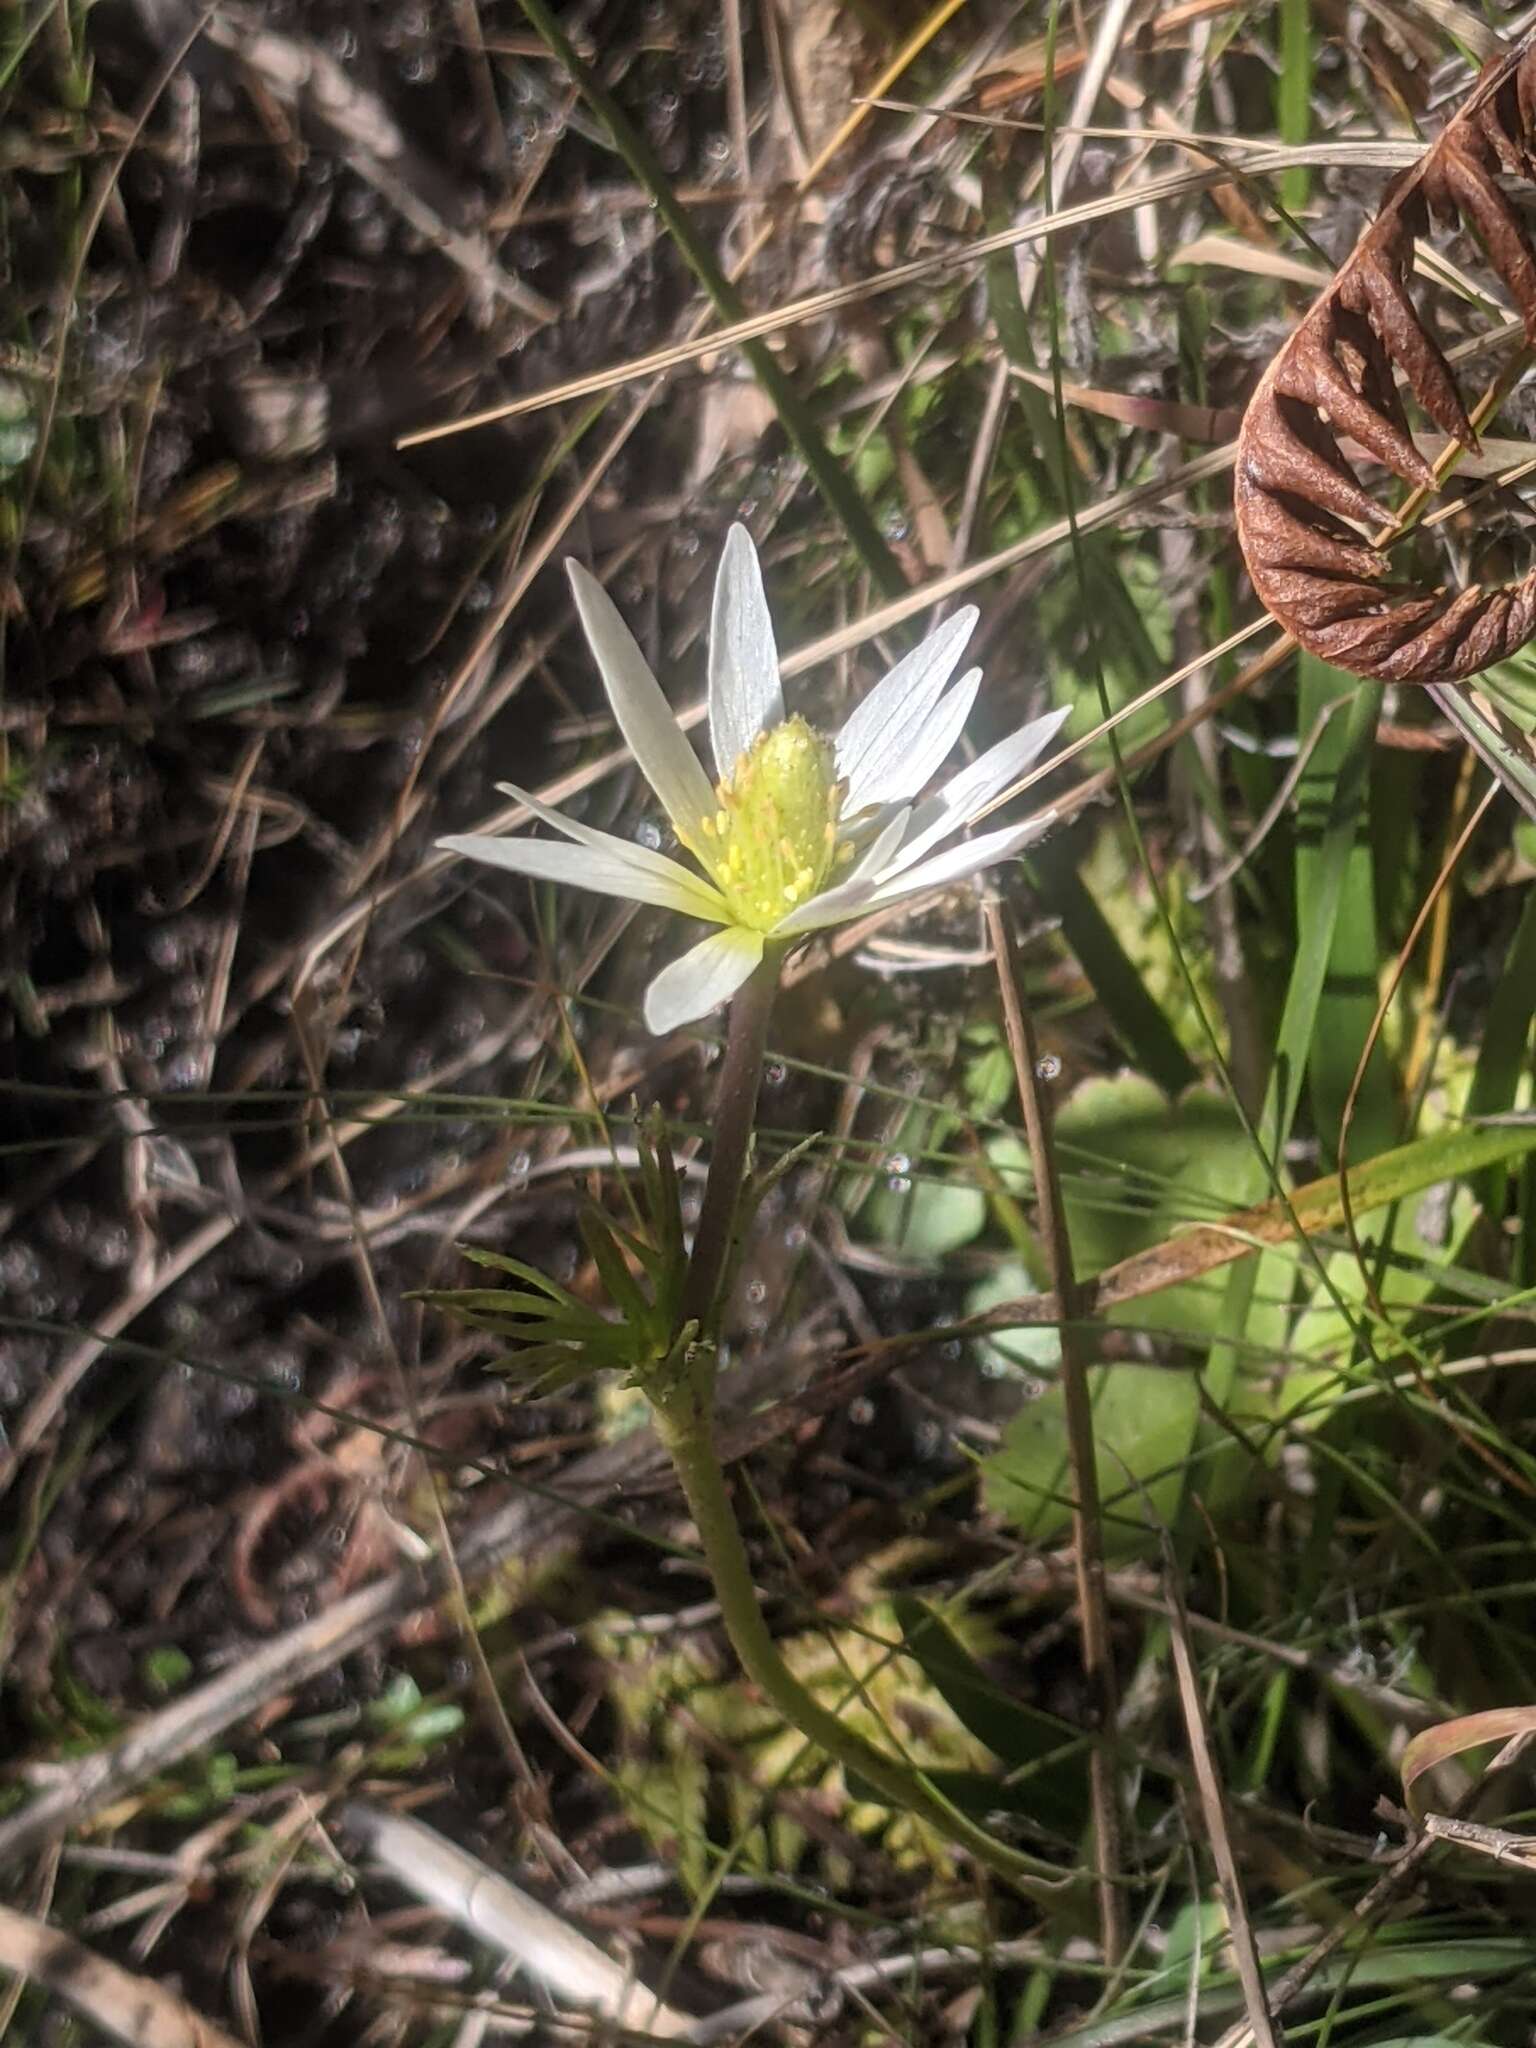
[1466,885,1536,1213]
[1278,0,1314,213]
[1027,841,1199,1096]
[1265,670,1383,1164]
[1296,654,1399,1164]
[1427,683,1536,824]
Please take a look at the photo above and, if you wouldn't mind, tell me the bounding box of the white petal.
[567,560,717,840]
[773,873,881,935]
[709,524,784,779]
[885,707,1070,876]
[834,607,978,813]
[643,925,764,1033]
[771,810,912,937]
[774,811,1056,937]
[844,806,912,886]
[865,814,1054,906]
[494,781,729,909]
[440,831,725,921]
[861,666,982,809]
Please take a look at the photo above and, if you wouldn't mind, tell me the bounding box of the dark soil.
[0,5,1055,2037]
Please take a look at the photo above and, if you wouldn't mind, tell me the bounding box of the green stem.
[658,959,1078,1898]
[676,948,782,1340]
[651,1391,1075,1897]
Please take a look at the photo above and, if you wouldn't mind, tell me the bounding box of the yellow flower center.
[681,716,848,932]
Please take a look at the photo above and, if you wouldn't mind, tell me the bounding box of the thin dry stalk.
[984,898,1125,1964]
[304,444,1249,988]
[286,995,547,1822]
[1208,1732,1536,2048]
[310,4,956,1032]
[1187,698,1347,902]
[1012,0,1139,315]
[1163,1553,1281,2048]
[397,142,1424,444]
[1209,1830,1438,2048]
[948,356,1010,574]
[783,618,1289,992]
[1421,1810,1536,1867]
[721,0,749,182]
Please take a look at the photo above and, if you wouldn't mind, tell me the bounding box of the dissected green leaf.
[455,1245,584,1305]
[580,1206,654,1331]
[418,1130,691,1392]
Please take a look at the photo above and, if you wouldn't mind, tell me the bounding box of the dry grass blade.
[306,445,1243,987]
[1187,698,1347,901]
[1235,31,1536,681]
[976,0,1282,104]
[1009,363,1241,441]
[0,1901,247,2048]
[1010,0,1138,317]
[0,1021,529,1499]
[784,619,1288,992]
[398,144,1422,445]
[0,1331,885,1866]
[1207,1841,1441,2048]
[963,1116,1536,1341]
[1171,232,1328,287]
[20,5,1536,2023]
[1401,1704,1536,1816]
[1163,1559,1280,2048]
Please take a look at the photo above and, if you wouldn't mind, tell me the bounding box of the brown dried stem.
[985,898,1126,1962]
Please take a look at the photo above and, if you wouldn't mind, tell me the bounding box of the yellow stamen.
[686,715,841,933]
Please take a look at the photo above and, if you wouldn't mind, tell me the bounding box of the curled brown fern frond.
[1235,33,1536,683]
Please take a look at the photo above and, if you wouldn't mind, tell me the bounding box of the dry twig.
[0,1901,247,2048]
[986,898,1125,1964]
[347,1805,696,2038]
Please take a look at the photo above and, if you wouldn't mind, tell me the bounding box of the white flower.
[439,526,1066,1034]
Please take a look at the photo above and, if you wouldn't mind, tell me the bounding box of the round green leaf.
[982,1363,1199,1560]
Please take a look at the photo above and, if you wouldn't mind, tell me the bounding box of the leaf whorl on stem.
[1235,34,1536,683]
